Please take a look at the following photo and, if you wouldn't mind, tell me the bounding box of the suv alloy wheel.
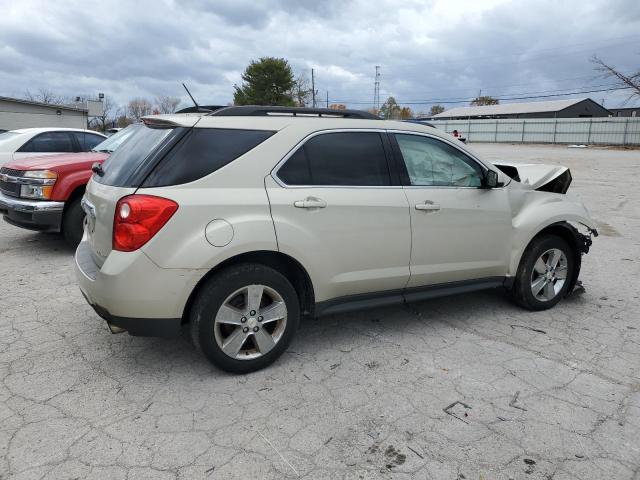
[189,263,300,373]
[511,235,575,311]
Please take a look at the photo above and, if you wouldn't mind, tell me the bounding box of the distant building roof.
[609,106,639,112]
[0,96,88,113]
[433,98,599,118]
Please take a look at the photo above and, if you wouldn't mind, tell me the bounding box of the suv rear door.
[390,132,512,287]
[266,130,411,303]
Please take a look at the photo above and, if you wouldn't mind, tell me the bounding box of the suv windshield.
[95,124,175,187]
[92,124,141,154]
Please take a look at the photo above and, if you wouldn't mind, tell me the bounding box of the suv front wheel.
[511,234,575,311]
[190,263,300,373]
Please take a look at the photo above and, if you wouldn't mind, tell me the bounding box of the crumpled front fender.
[508,191,597,276]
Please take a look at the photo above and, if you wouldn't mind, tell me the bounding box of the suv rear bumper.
[81,289,182,337]
[74,240,201,337]
[0,191,64,232]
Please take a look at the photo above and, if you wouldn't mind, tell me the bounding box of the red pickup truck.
[0,125,137,246]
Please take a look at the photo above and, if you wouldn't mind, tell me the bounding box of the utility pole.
[326,91,329,108]
[374,66,381,113]
[311,69,316,108]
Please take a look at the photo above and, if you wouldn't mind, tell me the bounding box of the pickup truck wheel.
[190,263,300,373]
[62,197,85,247]
[511,235,574,311]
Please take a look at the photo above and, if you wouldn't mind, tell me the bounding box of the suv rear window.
[142,128,274,187]
[96,124,176,186]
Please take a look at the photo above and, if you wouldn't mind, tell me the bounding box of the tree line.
[22,88,183,132]
[22,54,638,129]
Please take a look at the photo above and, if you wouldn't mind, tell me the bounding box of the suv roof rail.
[209,105,380,120]
[402,119,436,128]
[175,105,227,114]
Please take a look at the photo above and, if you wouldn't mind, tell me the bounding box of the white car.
[0,128,106,165]
[75,106,597,373]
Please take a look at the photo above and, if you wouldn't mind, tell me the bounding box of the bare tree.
[592,55,640,99]
[429,104,445,116]
[116,114,133,128]
[91,96,117,132]
[23,88,67,105]
[128,98,153,120]
[470,96,499,106]
[399,106,413,119]
[290,74,313,107]
[380,96,402,119]
[156,95,181,114]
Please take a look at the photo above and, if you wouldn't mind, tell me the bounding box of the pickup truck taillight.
[113,195,178,252]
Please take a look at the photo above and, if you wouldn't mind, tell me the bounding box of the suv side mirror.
[483,170,500,188]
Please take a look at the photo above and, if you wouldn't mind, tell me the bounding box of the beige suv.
[75,106,597,373]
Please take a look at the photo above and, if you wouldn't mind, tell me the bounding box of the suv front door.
[266,130,411,303]
[391,132,512,288]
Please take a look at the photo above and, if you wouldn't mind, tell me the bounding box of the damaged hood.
[493,161,572,194]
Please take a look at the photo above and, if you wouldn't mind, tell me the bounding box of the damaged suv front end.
[494,160,598,296]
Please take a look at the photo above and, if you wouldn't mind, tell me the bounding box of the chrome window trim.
[388,129,498,190]
[271,128,400,189]
[271,128,501,190]
[387,129,493,171]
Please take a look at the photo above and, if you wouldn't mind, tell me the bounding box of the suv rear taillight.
[113,195,178,252]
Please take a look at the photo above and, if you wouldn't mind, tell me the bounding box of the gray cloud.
[0,0,638,113]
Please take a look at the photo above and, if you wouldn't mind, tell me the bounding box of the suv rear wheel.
[511,235,574,311]
[190,263,300,373]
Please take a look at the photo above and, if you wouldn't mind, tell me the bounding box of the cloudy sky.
[1,0,639,114]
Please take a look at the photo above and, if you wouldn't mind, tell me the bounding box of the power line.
[333,85,632,106]
[334,81,624,104]
[324,35,639,106]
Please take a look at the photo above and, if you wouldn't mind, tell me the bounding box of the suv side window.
[278,132,391,186]
[142,128,274,187]
[19,131,75,153]
[394,134,483,187]
[72,132,105,151]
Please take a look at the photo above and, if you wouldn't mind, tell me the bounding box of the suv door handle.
[294,197,327,209]
[415,201,441,212]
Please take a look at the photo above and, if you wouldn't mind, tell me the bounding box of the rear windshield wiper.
[91,162,105,177]
[92,149,113,153]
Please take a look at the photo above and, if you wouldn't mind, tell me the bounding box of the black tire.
[190,263,300,373]
[62,197,85,247]
[511,235,575,311]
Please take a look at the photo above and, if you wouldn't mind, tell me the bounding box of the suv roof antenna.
[182,83,212,113]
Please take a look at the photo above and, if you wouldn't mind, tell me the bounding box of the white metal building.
[0,96,89,131]
[432,98,612,120]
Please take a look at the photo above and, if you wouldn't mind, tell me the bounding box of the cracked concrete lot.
[1,143,639,479]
